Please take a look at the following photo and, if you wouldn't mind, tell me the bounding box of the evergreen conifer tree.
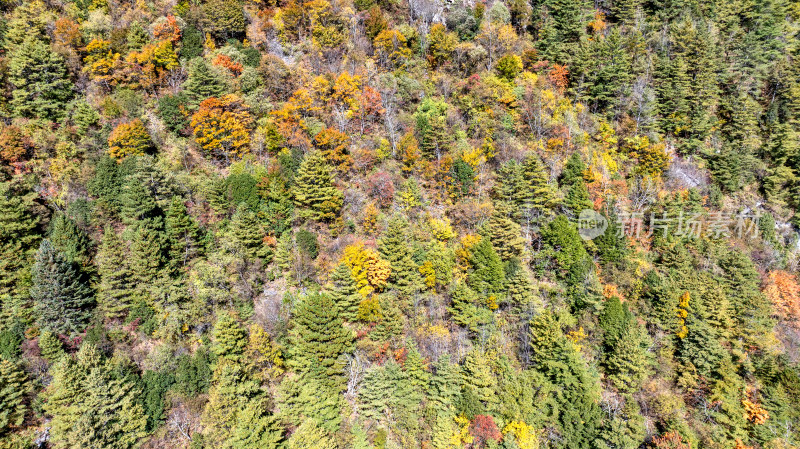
[30,240,94,335]
[96,227,134,320]
[292,152,344,222]
[379,215,423,298]
[325,263,361,322]
[0,357,29,434]
[183,58,226,105]
[8,36,74,120]
[0,182,41,297]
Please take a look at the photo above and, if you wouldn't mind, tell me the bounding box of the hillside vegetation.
[0,0,800,448]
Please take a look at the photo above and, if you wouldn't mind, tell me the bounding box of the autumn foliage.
[107,119,153,160]
[765,270,800,323]
[190,95,254,161]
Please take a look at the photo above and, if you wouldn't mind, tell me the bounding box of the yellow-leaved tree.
[107,119,153,160]
[340,242,391,298]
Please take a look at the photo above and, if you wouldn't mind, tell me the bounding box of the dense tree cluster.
[0,0,799,448]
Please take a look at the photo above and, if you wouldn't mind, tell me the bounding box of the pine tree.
[165,197,202,273]
[560,152,586,187]
[7,36,74,121]
[274,231,293,273]
[229,203,268,261]
[461,350,499,412]
[212,312,247,362]
[404,343,430,404]
[564,179,593,217]
[128,218,167,302]
[38,330,65,362]
[292,151,344,222]
[183,58,226,105]
[45,345,147,449]
[379,215,423,298]
[480,212,526,261]
[96,227,134,320]
[285,419,336,449]
[528,311,603,447]
[494,155,557,224]
[504,261,541,316]
[427,355,461,418]
[467,238,505,295]
[120,177,160,225]
[325,263,361,322]
[229,400,282,449]
[89,155,125,215]
[0,182,41,297]
[48,213,92,270]
[202,360,262,446]
[30,240,94,335]
[202,0,247,40]
[0,357,29,434]
[719,250,775,348]
[288,293,354,384]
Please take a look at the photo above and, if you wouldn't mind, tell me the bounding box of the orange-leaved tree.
[190,94,254,161]
[764,270,800,323]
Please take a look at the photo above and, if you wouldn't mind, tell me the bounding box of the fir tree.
[128,218,167,302]
[324,263,361,322]
[212,312,247,363]
[0,182,41,297]
[48,213,92,270]
[96,227,134,320]
[45,345,147,449]
[467,238,505,295]
[288,293,354,384]
[460,349,499,415]
[285,419,336,449]
[229,202,268,261]
[30,240,94,335]
[379,215,423,298]
[274,231,293,273]
[564,179,593,217]
[88,155,125,215]
[37,330,65,362]
[560,152,586,187]
[165,197,202,273]
[202,0,247,39]
[0,357,29,434]
[292,152,344,222]
[427,355,461,418]
[7,36,74,121]
[183,58,226,105]
[202,360,262,446]
[480,212,526,261]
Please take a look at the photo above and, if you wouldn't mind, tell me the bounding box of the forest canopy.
[0,0,799,448]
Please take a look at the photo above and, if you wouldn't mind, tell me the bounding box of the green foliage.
[467,238,505,296]
[295,229,319,259]
[7,36,74,120]
[183,58,227,105]
[157,93,190,133]
[0,357,29,434]
[325,263,360,321]
[202,0,246,39]
[0,182,41,297]
[96,227,134,320]
[292,151,344,222]
[45,344,147,449]
[140,370,174,432]
[30,240,94,335]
